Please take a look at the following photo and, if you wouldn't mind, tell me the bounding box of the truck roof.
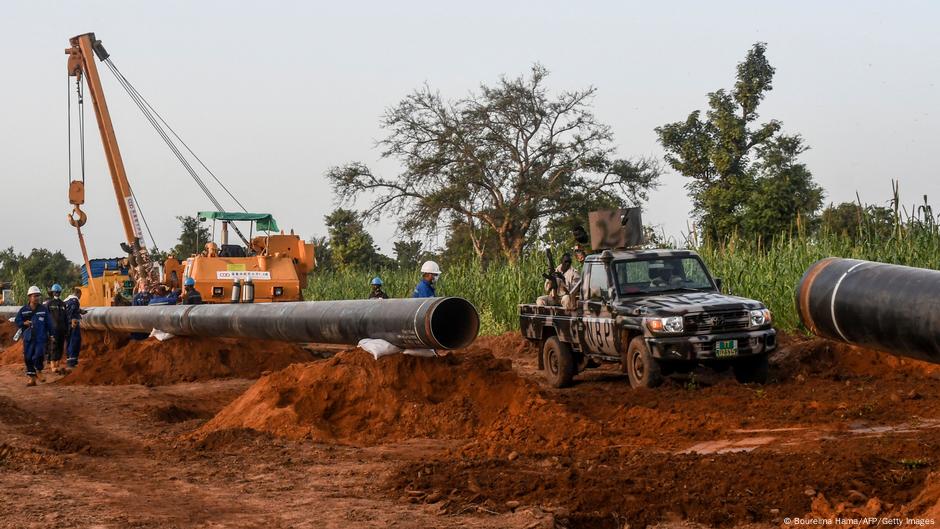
[584,248,699,262]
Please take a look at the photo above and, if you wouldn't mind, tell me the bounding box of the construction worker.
[412,261,441,298]
[148,284,179,306]
[369,277,388,299]
[132,288,152,306]
[15,286,49,386]
[44,284,68,374]
[181,277,203,305]
[64,287,85,369]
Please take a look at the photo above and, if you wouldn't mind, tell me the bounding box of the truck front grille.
[684,310,750,333]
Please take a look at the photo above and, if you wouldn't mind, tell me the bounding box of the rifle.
[542,248,559,294]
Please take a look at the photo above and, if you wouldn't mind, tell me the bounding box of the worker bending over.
[15,286,50,386]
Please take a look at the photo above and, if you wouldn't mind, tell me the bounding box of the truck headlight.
[750,309,772,327]
[647,316,683,333]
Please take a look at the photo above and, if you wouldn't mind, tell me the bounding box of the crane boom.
[66,32,155,293]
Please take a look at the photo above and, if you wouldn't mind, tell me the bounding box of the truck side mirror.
[714,278,723,292]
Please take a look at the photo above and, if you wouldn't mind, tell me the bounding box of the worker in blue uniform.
[369,277,388,299]
[64,287,86,370]
[148,285,180,306]
[412,261,441,298]
[45,283,68,374]
[14,286,50,386]
[181,277,203,305]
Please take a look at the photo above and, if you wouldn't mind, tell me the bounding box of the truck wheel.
[733,354,769,384]
[626,337,663,389]
[542,337,576,388]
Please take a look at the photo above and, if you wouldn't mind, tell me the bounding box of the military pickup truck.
[520,248,776,388]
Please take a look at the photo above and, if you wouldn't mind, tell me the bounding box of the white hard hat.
[27,286,42,296]
[420,260,441,275]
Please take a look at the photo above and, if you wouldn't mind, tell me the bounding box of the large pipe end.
[427,297,480,349]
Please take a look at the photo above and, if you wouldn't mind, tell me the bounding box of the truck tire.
[626,337,663,389]
[733,354,769,384]
[542,336,576,388]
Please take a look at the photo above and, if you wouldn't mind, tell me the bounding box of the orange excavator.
[65,33,314,306]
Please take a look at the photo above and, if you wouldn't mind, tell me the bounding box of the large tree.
[170,216,211,258]
[328,65,660,262]
[324,208,390,270]
[0,247,81,295]
[656,43,822,242]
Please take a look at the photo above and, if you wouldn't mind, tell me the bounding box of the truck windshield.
[613,257,714,295]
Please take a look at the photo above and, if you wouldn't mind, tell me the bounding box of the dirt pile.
[772,332,940,379]
[196,345,595,448]
[901,471,940,518]
[53,331,316,385]
[0,320,16,345]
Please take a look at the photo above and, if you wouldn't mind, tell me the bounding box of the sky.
[1,1,938,263]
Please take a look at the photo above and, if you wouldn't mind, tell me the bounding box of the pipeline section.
[2,297,480,350]
[797,258,940,364]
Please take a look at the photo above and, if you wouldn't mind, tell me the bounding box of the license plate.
[715,339,738,358]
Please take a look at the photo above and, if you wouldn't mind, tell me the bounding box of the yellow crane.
[65,33,314,306]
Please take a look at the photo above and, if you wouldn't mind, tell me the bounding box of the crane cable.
[69,71,159,251]
[108,61,249,213]
[101,57,251,246]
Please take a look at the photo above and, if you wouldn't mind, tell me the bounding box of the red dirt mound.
[56,331,316,386]
[0,320,16,345]
[773,332,940,379]
[902,471,940,518]
[196,347,594,447]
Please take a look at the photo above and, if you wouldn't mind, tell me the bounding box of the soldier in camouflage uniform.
[537,253,580,306]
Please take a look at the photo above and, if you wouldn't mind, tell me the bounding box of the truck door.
[581,262,618,357]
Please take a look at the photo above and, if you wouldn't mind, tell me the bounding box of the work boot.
[36,371,45,383]
[26,376,37,387]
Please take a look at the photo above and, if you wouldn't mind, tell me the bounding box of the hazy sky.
[2,1,938,263]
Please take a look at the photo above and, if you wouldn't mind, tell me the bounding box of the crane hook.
[68,205,87,227]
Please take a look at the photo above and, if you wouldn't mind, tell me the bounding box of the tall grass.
[304,257,546,336]
[307,189,940,336]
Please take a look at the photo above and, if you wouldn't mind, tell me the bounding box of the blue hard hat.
[184,277,196,287]
[51,284,63,293]
[371,277,383,286]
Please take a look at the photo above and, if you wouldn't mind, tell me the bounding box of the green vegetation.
[306,189,940,336]
[656,42,823,244]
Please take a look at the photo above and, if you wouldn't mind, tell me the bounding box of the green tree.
[170,216,211,258]
[328,64,661,262]
[309,236,334,272]
[819,201,895,240]
[0,247,81,293]
[393,240,426,271]
[324,208,389,270]
[743,135,823,240]
[656,43,822,242]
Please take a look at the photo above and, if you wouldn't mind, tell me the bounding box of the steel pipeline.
[1,297,480,350]
[796,258,940,364]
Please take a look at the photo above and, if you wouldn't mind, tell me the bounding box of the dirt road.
[0,325,938,528]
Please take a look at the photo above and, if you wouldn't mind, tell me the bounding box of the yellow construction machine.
[65,33,314,306]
